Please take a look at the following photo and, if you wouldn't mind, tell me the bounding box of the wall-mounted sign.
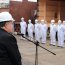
[0,0,10,8]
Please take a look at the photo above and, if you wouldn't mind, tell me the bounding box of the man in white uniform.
[50,20,57,46]
[27,19,34,41]
[63,21,65,41]
[57,20,64,48]
[20,17,27,39]
[41,20,48,44]
[34,19,41,42]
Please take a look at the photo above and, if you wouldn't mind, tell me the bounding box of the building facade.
[38,0,65,23]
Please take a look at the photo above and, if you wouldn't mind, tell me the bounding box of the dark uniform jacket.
[0,28,22,65]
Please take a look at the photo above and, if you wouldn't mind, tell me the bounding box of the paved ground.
[15,35,65,65]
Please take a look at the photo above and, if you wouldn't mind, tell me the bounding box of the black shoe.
[60,46,64,48]
[42,43,45,44]
[52,45,55,46]
[50,44,55,46]
[57,46,64,48]
[50,44,53,46]
[57,46,60,47]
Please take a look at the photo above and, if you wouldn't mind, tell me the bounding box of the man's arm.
[5,36,22,65]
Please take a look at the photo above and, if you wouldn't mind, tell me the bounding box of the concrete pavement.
[15,35,65,65]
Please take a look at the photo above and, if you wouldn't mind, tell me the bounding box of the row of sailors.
[20,17,65,48]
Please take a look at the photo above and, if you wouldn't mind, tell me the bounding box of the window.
[0,0,10,3]
[28,0,37,2]
[11,0,23,2]
[0,0,10,8]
